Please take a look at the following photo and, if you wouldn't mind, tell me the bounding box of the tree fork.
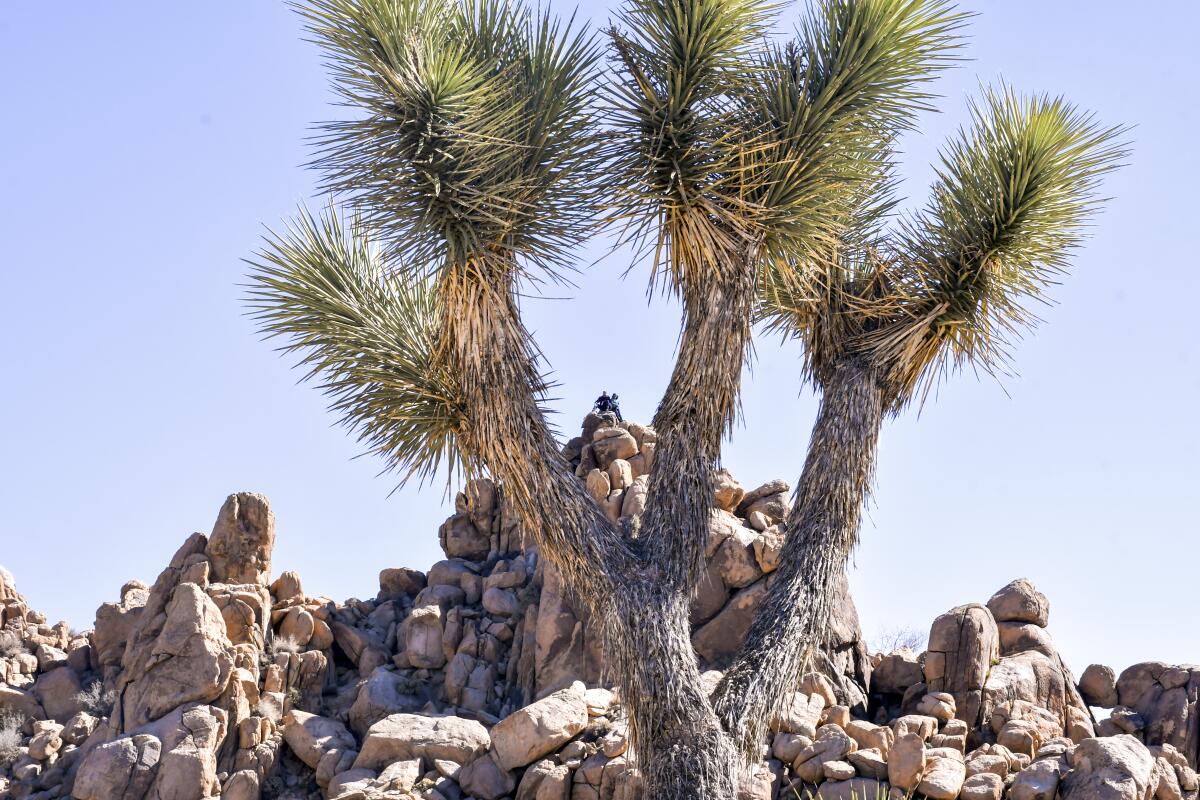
[438,261,744,798]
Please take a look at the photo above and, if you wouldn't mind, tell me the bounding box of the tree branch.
[711,359,885,756]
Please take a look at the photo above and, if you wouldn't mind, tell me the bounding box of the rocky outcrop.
[1,414,1196,800]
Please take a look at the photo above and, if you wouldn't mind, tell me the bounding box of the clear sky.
[2,2,1197,678]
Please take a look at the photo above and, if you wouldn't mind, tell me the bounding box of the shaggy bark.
[440,262,742,799]
[642,260,756,589]
[711,360,885,755]
[631,261,755,798]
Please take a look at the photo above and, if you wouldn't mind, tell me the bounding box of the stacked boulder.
[564,412,871,712]
[0,414,1197,800]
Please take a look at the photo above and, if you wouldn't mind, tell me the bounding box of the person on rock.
[593,391,613,415]
[610,393,624,422]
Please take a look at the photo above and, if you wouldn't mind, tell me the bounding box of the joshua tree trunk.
[616,259,754,799]
[711,359,886,754]
[439,260,744,799]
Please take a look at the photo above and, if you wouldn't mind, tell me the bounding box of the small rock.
[458,751,516,800]
[713,469,744,512]
[792,724,856,783]
[917,691,957,723]
[482,587,521,617]
[961,771,1004,800]
[823,759,856,781]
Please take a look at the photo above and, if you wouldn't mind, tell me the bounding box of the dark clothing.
[593,391,623,422]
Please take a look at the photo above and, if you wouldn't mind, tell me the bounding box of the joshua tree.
[247,0,1124,795]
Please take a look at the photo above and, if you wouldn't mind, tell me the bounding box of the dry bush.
[0,712,25,768]
[0,631,27,658]
[870,625,928,655]
[75,679,117,716]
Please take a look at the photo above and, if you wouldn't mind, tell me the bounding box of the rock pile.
[0,413,1195,800]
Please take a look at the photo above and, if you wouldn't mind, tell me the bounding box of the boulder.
[924,603,999,727]
[221,770,260,800]
[483,587,522,618]
[873,649,923,696]
[0,685,45,721]
[691,580,768,664]
[491,681,589,771]
[751,526,783,574]
[73,734,162,800]
[1061,735,1156,799]
[792,724,856,783]
[31,664,84,720]
[1080,664,1120,708]
[404,604,446,669]
[354,713,491,770]
[772,692,826,738]
[139,703,228,800]
[742,492,788,529]
[590,429,638,469]
[1116,662,1199,768]
[845,720,892,759]
[917,691,957,723]
[270,570,304,602]
[982,650,1091,741]
[713,469,745,512]
[891,714,939,741]
[621,475,650,518]
[206,492,274,586]
[93,588,147,668]
[349,667,424,737]
[986,578,1050,627]
[918,747,967,800]
[960,771,1004,800]
[814,778,887,800]
[439,513,491,560]
[278,606,315,648]
[735,479,789,517]
[459,751,516,800]
[689,560,729,625]
[326,769,378,799]
[607,459,633,491]
[1009,750,1069,800]
[379,567,426,598]
[283,710,357,770]
[533,561,606,698]
[771,732,810,764]
[998,621,1058,658]
[847,747,888,780]
[712,527,764,589]
[888,732,926,791]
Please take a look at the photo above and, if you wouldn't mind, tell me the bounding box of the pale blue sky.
[2,2,1196,677]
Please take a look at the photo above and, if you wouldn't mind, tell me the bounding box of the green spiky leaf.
[302,0,602,279]
[246,205,467,487]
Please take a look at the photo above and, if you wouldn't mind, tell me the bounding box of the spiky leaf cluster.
[303,0,601,279]
[607,0,966,297]
[762,85,1127,404]
[246,207,467,486]
[881,86,1127,390]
